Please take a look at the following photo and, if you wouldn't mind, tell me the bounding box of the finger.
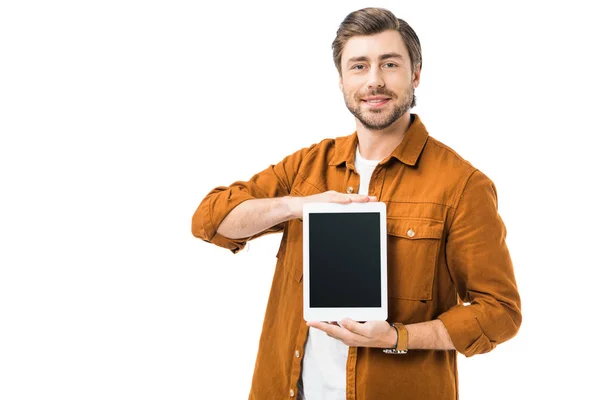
[327,193,352,204]
[346,194,375,203]
[351,194,378,201]
[351,195,371,203]
[328,193,376,204]
[339,319,371,337]
[308,321,365,346]
[307,321,345,339]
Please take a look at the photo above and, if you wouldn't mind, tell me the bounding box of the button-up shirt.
[192,114,522,400]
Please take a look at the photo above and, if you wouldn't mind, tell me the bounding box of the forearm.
[403,320,455,350]
[216,197,295,239]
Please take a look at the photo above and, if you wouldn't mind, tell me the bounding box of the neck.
[355,112,412,160]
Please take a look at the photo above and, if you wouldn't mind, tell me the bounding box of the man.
[192,7,521,400]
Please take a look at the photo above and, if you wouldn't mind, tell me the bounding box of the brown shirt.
[191,114,522,400]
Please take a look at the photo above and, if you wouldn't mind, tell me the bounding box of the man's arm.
[405,320,454,350]
[308,170,521,354]
[307,319,455,350]
[192,141,377,252]
[437,170,522,357]
[191,146,314,253]
[215,197,294,239]
[216,192,378,239]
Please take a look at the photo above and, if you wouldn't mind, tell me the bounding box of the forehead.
[341,30,409,63]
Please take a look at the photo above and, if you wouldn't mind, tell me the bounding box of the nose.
[367,67,384,89]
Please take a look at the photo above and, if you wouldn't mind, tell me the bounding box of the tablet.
[303,202,388,322]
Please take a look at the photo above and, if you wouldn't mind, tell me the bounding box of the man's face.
[339,30,420,131]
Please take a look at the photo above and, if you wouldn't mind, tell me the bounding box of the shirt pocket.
[387,217,444,300]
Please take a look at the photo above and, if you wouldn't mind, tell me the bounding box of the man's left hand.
[306,319,396,348]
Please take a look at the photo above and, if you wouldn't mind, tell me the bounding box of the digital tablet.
[303,202,388,322]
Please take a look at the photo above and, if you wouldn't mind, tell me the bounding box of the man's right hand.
[284,190,378,219]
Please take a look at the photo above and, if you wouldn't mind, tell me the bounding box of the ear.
[412,63,421,89]
[339,75,344,92]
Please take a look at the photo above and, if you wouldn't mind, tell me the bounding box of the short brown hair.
[332,8,422,76]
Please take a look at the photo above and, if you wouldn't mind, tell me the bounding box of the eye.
[351,64,366,70]
[383,62,397,68]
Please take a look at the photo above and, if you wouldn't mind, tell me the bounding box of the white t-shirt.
[299,147,381,400]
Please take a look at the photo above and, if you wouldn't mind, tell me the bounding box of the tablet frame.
[303,202,388,322]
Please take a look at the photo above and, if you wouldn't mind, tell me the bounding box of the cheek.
[342,76,363,94]
[388,74,413,89]
[345,84,363,100]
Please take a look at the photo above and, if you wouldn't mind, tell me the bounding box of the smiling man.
[192,7,521,400]
[340,32,416,132]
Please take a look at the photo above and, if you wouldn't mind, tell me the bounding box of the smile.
[361,98,391,107]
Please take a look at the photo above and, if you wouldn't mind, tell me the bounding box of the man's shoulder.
[422,135,477,175]
[310,133,353,149]
[295,133,354,162]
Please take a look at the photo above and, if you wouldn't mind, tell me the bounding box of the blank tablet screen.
[308,212,381,308]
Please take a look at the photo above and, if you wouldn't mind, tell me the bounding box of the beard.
[343,86,415,131]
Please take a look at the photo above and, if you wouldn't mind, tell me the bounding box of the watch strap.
[383,322,408,354]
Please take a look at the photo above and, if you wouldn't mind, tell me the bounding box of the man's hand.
[306,319,397,348]
[285,190,377,219]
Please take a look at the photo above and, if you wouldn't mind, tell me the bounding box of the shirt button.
[289,389,295,397]
[295,350,300,358]
[346,186,354,194]
[407,229,415,238]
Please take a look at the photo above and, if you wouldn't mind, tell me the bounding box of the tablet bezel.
[302,202,388,322]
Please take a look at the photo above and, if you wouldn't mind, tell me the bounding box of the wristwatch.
[383,322,408,354]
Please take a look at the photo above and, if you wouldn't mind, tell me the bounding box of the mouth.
[361,96,391,108]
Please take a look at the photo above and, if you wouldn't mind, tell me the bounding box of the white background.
[1,0,599,399]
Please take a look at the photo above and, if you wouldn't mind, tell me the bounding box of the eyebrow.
[347,53,404,65]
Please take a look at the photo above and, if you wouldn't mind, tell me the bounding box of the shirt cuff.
[437,305,495,357]
[200,192,255,254]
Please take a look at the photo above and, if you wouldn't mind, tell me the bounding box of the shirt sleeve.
[437,170,522,357]
[191,145,316,253]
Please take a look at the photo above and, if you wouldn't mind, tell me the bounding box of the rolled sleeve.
[191,145,315,253]
[438,305,494,357]
[439,170,522,357]
[195,187,255,253]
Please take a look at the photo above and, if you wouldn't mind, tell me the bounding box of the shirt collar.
[328,114,430,167]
